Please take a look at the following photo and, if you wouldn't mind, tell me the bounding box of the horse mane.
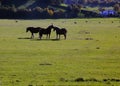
[46,25,54,30]
[53,26,60,30]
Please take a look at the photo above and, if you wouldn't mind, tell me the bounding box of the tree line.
[0,5,119,19]
[0,0,64,7]
[0,0,119,19]
[65,0,119,7]
[0,4,84,19]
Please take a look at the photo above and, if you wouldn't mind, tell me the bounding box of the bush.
[77,12,85,18]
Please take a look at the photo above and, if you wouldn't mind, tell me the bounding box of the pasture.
[0,18,120,86]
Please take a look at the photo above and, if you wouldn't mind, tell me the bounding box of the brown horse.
[26,27,41,38]
[39,25,54,39]
[52,26,67,39]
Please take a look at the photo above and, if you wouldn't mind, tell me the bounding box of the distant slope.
[26,0,50,8]
[0,0,119,19]
[64,0,120,7]
[1,0,28,7]
[1,0,120,9]
[0,0,62,8]
[18,0,36,9]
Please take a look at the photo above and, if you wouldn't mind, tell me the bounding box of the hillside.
[0,0,63,8]
[1,0,120,8]
[65,0,120,7]
[0,0,119,19]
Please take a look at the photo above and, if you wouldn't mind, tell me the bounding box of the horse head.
[26,27,34,32]
[53,26,60,32]
[53,27,56,31]
[26,27,30,32]
[47,24,54,30]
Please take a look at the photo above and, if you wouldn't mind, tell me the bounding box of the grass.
[0,18,120,86]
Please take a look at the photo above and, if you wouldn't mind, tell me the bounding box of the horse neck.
[54,27,60,31]
[26,29,29,32]
[47,26,52,30]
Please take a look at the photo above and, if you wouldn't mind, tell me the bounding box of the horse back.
[39,28,51,34]
[27,27,41,33]
[26,27,33,32]
[61,28,67,33]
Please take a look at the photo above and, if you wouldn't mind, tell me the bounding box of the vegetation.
[65,0,120,7]
[0,0,64,7]
[0,18,120,85]
[0,0,119,19]
[0,4,83,19]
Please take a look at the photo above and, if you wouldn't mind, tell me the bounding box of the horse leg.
[64,34,66,40]
[39,35,41,39]
[39,34,42,39]
[59,34,60,39]
[47,34,50,39]
[31,33,34,39]
[46,34,48,39]
[49,34,50,39]
[39,32,41,39]
[40,34,43,39]
[56,34,58,39]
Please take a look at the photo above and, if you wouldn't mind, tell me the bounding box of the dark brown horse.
[53,26,67,39]
[26,27,41,38]
[39,25,54,39]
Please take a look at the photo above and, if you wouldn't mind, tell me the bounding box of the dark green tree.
[37,0,63,5]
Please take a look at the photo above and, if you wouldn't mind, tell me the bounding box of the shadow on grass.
[32,39,60,41]
[18,37,60,41]
[18,37,31,39]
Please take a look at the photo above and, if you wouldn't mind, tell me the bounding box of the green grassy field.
[0,18,120,86]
